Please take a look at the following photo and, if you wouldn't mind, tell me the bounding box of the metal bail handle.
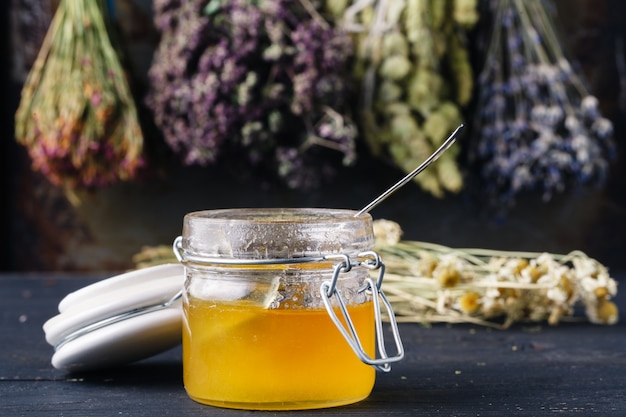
[173,236,184,262]
[320,252,404,372]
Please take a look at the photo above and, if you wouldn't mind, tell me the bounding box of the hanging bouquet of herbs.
[14,0,145,189]
[147,0,357,189]
[331,0,478,197]
[373,219,619,328]
[470,0,616,208]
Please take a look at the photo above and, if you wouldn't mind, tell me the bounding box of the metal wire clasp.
[320,251,404,372]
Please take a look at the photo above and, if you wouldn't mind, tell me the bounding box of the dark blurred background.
[2,0,625,272]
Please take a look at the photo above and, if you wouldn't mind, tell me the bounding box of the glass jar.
[174,208,403,410]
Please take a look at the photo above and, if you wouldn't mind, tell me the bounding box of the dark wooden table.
[2,272,625,416]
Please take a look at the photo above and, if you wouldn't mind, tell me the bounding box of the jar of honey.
[174,208,403,410]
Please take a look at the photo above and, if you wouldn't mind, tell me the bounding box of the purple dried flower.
[146,0,357,188]
[470,0,616,208]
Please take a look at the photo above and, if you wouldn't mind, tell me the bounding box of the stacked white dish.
[43,264,185,372]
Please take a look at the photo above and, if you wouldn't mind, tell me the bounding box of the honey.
[183,297,375,410]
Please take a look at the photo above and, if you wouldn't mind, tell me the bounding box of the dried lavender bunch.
[470,0,616,207]
[147,0,357,188]
[14,0,145,188]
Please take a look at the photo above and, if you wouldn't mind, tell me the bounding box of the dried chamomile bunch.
[470,0,616,208]
[335,0,478,197]
[372,219,619,328]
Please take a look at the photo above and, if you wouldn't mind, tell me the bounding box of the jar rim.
[181,208,374,261]
[184,208,370,223]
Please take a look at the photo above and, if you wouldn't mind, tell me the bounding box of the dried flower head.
[459,291,482,314]
[373,219,403,246]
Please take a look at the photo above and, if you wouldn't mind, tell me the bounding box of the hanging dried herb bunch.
[147,0,357,189]
[336,0,479,197]
[470,0,616,207]
[14,0,145,189]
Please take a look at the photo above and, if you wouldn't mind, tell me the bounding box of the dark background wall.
[3,0,625,272]
[1,3,9,271]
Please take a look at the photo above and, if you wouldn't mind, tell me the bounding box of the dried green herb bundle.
[15,0,144,188]
[335,0,478,197]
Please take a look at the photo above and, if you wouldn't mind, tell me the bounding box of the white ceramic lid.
[43,263,185,372]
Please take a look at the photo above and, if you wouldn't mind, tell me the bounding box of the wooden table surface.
[1,272,625,416]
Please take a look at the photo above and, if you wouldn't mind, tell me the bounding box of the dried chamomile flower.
[373,219,403,246]
[590,299,619,325]
[458,291,482,314]
[436,266,462,288]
